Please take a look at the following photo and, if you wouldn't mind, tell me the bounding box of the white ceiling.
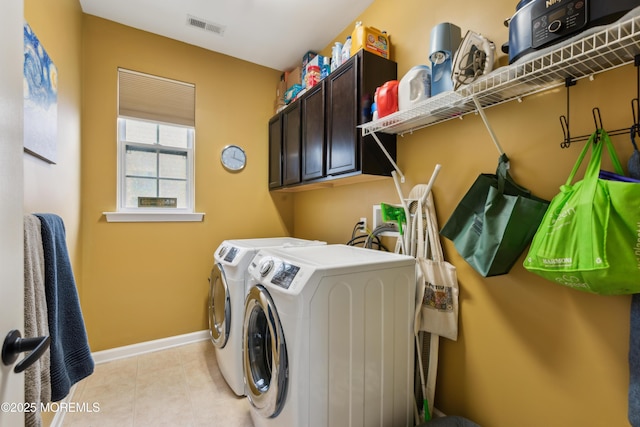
[79,0,374,71]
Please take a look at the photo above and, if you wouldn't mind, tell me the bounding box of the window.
[118,118,193,209]
[105,69,203,222]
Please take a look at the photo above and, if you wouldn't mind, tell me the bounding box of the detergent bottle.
[331,42,343,71]
[350,21,390,59]
[398,65,431,111]
[375,80,399,118]
[341,36,352,63]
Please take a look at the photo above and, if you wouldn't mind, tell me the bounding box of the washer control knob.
[217,245,227,257]
[259,259,274,277]
[548,20,562,33]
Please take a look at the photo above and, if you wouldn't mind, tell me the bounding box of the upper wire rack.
[360,11,640,136]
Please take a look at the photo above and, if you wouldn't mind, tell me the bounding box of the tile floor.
[63,340,254,427]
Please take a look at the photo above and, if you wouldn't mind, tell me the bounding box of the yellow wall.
[80,15,293,351]
[23,0,83,275]
[293,0,634,426]
[26,0,636,425]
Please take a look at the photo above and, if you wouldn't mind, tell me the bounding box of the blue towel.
[630,293,640,426]
[35,214,94,402]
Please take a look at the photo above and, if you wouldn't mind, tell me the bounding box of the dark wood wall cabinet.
[268,50,398,191]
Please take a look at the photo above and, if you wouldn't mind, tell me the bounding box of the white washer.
[208,237,325,396]
[243,244,416,427]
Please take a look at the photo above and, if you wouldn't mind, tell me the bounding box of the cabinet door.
[268,114,282,189]
[282,102,301,185]
[326,54,358,176]
[301,82,325,181]
[359,50,398,176]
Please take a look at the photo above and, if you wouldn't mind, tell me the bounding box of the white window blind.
[118,68,195,127]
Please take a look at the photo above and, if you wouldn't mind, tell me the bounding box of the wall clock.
[220,145,246,171]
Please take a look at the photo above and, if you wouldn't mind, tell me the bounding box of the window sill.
[103,211,205,223]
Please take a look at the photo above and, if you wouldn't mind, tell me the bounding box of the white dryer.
[243,244,416,427]
[208,237,325,396]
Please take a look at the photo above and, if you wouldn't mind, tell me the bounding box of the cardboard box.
[302,51,317,68]
[306,55,328,69]
[301,51,317,88]
[286,66,302,88]
[274,97,286,114]
[276,78,286,99]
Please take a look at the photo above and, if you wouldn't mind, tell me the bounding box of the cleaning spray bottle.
[380,203,407,253]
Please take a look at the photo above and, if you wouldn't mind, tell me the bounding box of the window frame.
[116,117,195,214]
[104,69,203,223]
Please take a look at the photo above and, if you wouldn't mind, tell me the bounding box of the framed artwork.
[23,22,58,164]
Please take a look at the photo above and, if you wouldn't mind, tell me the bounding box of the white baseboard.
[91,329,210,364]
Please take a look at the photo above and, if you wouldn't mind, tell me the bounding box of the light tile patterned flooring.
[63,340,254,427]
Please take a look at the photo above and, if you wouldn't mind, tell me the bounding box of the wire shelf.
[360,12,640,136]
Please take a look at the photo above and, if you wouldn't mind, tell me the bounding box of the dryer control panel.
[250,255,302,290]
[223,246,238,262]
[214,244,240,264]
[271,262,300,289]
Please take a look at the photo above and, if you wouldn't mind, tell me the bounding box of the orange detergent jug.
[375,80,399,118]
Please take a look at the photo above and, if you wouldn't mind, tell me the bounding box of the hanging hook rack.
[632,98,640,138]
[592,107,604,143]
[559,54,640,148]
[559,77,576,148]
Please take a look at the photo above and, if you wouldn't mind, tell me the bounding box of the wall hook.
[592,107,603,143]
[593,107,603,130]
[632,98,640,138]
[559,77,576,148]
[560,115,570,148]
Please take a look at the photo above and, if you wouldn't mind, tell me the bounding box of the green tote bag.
[440,154,550,277]
[524,129,640,295]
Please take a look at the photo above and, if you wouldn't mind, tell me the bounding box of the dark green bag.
[440,154,549,277]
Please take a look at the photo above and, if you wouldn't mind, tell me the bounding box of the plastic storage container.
[375,80,399,118]
[331,42,343,71]
[398,65,431,111]
[350,21,390,59]
[341,36,352,63]
[305,65,321,88]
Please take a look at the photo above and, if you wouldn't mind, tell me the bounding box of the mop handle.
[392,171,410,254]
[419,164,442,205]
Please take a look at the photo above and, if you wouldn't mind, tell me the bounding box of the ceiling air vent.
[186,15,226,36]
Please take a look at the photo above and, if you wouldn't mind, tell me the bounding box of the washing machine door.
[243,285,288,418]
[208,263,231,348]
